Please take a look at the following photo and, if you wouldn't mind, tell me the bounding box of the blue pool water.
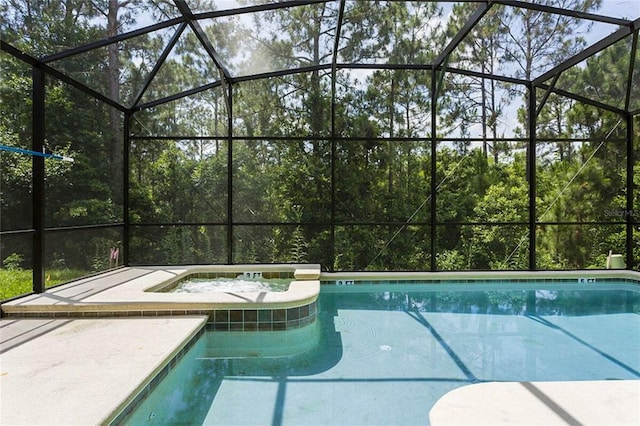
[120,282,640,425]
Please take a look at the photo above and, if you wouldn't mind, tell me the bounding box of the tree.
[445,4,511,162]
[506,0,601,136]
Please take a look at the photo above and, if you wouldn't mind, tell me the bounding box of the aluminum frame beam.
[32,66,46,293]
[433,1,491,68]
[496,0,632,26]
[174,0,232,80]
[625,32,638,112]
[40,18,185,64]
[134,81,223,111]
[130,23,188,108]
[1,41,128,113]
[534,18,640,86]
[195,0,328,20]
[330,0,346,271]
[537,83,627,116]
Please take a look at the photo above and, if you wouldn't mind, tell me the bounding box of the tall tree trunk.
[490,74,499,164]
[481,77,488,159]
[309,5,323,154]
[389,76,396,194]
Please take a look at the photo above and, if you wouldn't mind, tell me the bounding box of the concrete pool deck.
[430,380,640,425]
[0,316,207,425]
[1,267,639,425]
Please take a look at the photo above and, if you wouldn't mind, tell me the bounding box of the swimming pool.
[114,279,640,425]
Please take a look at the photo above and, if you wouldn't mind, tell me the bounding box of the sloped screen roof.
[2,0,638,114]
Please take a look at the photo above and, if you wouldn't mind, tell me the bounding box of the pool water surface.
[168,277,291,293]
[119,282,640,425]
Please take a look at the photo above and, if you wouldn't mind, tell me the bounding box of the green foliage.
[3,253,24,270]
[0,269,32,300]
[288,206,309,263]
[0,268,89,300]
[436,250,464,271]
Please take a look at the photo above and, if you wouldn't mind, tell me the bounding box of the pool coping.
[108,319,324,425]
[0,316,208,426]
[320,269,640,282]
[429,380,640,425]
[1,264,322,318]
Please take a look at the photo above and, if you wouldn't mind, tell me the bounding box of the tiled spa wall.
[209,300,317,331]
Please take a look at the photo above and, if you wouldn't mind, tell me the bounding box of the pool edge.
[429,380,640,425]
[103,315,209,426]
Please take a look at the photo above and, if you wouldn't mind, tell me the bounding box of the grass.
[0,268,88,300]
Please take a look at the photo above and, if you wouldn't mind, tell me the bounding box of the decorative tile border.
[209,301,317,331]
[3,301,318,331]
[320,278,640,285]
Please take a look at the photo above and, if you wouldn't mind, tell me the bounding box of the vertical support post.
[623,34,636,270]
[430,69,438,271]
[32,66,45,293]
[329,0,344,273]
[528,85,537,270]
[626,113,634,270]
[227,83,233,264]
[123,111,131,266]
[330,91,336,272]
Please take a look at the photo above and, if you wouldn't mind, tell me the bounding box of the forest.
[1,0,639,299]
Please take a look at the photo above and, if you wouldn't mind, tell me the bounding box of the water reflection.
[368,288,639,316]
